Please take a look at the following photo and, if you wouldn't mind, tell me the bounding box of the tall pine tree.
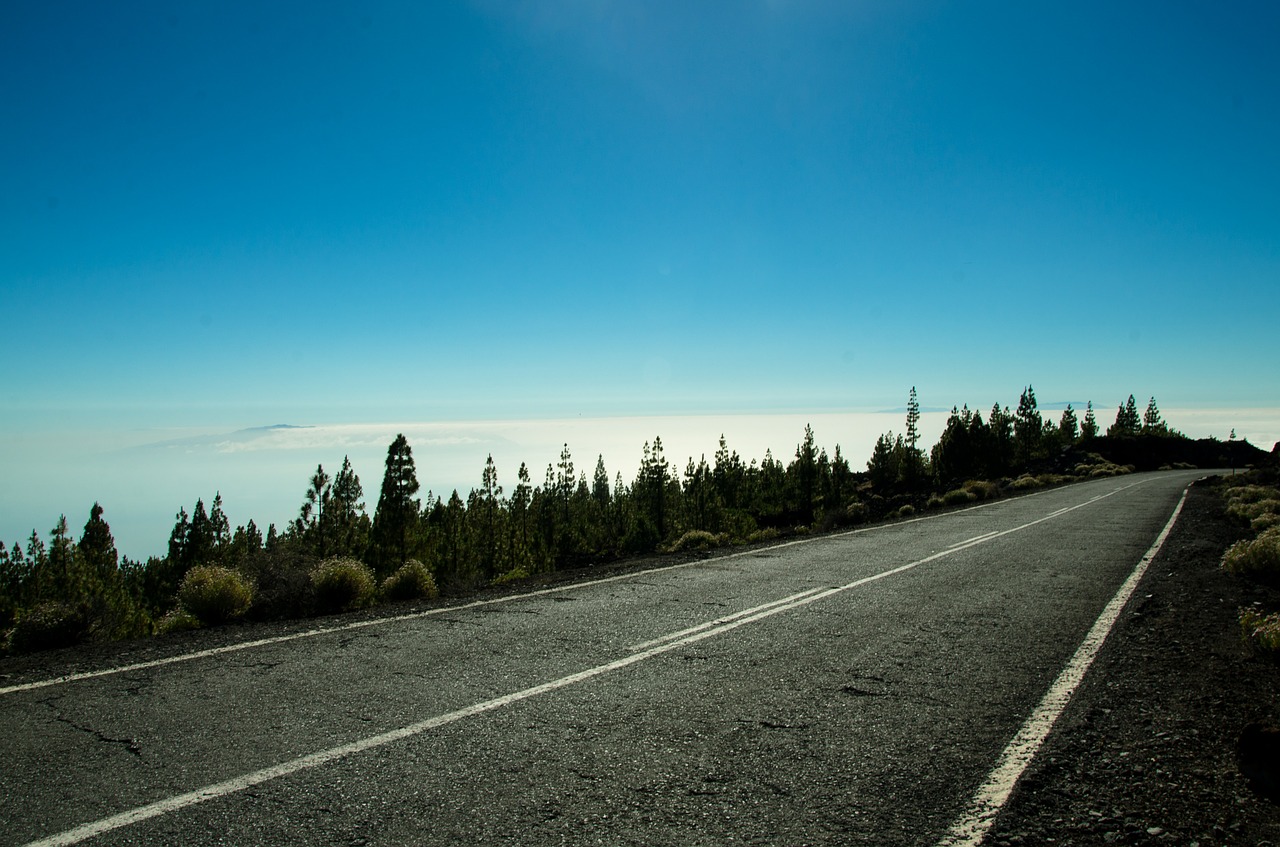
[369,434,421,575]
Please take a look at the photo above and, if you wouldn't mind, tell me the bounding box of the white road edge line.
[935,485,1192,847]
[21,480,1153,847]
[1,478,1150,698]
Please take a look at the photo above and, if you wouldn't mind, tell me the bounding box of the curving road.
[0,470,1204,846]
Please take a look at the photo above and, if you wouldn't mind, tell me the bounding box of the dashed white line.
[950,531,1000,548]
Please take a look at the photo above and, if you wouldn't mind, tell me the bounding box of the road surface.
[0,470,1203,846]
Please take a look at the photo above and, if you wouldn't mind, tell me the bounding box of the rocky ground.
[985,478,1280,846]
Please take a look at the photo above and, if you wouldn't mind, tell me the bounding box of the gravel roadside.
[983,479,1280,846]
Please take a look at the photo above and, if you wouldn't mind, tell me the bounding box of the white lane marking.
[2,478,1144,697]
[21,479,1157,847]
[950,531,999,548]
[935,486,1191,847]
[626,586,830,651]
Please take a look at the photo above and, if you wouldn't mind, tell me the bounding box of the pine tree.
[78,502,118,582]
[186,499,214,569]
[369,434,421,575]
[302,464,332,558]
[789,423,819,524]
[508,462,533,572]
[1081,401,1099,440]
[986,404,1015,477]
[1058,405,1079,444]
[329,456,367,559]
[1108,395,1141,437]
[1014,385,1042,467]
[592,455,610,509]
[932,406,978,487]
[867,432,903,491]
[1142,397,1167,434]
[905,388,921,454]
[475,454,504,579]
[899,388,928,492]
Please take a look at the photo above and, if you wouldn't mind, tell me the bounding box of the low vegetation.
[381,559,439,602]
[1239,607,1280,656]
[311,558,376,614]
[1,387,1269,654]
[175,565,254,625]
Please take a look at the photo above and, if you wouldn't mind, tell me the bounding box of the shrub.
[894,504,916,519]
[3,602,90,654]
[1011,475,1042,491]
[944,488,978,506]
[962,480,999,501]
[155,607,202,634]
[670,530,722,553]
[382,559,439,602]
[1225,484,1277,506]
[176,565,254,625]
[491,567,531,587]
[844,502,869,523]
[1227,498,1280,527]
[311,557,376,614]
[1222,528,1280,578]
[746,527,780,544]
[1254,513,1280,534]
[1240,607,1280,654]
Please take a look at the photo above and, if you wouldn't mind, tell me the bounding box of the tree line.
[0,388,1248,652]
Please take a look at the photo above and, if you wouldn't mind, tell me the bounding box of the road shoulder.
[984,480,1280,845]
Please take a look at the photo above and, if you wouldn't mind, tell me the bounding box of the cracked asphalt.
[0,470,1224,846]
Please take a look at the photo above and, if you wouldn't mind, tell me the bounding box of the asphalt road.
[0,470,1205,846]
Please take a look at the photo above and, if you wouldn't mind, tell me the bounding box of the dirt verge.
[985,479,1280,846]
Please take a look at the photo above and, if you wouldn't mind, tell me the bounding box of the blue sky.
[2,1,1278,556]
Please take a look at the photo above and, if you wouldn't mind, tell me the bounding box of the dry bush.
[962,480,999,500]
[311,557,376,614]
[382,559,439,602]
[1222,528,1280,579]
[1239,607,1280,655]
[177,565,254,625]
[491,567,531,587]
[3,602,90,653]
[670,530,724,553]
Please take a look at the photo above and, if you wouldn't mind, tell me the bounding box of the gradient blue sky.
[3,1,1278,556]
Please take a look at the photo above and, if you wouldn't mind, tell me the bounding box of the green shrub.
[311,557,376,614]
[894,504,916,518]
[943,488,978,506]
[746,527,780,544]
[491,567,531,587]
[1222,528,1280,578]
[1240,607,1280,654]
[382,559,440,601]
[670,530,721,552]
[155,607,202,634]
[176,565,254,625]
[3,602,90,654]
